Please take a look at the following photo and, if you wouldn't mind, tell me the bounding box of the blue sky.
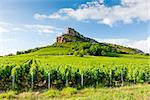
[0,0,149,55]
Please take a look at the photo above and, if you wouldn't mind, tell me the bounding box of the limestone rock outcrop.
[56,27,98,43]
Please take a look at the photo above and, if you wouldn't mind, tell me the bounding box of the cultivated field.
[0,54,149,91]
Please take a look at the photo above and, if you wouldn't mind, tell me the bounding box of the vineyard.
[0,55,149,91]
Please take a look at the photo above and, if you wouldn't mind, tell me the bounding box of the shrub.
[61,87,77,96]
[74,51,79,56]
[0,91,17,99]
[42,89,60,98]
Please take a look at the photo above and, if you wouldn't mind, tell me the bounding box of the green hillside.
[0,28,149,99]
[15,28,145,57]
[29,46,69,56]
[0,53,149,91]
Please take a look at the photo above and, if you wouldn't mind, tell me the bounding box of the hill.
[16,27,144,56]
[0,28,149,97]
[56,27,99,44]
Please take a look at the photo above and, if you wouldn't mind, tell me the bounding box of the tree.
[74,51,79,56]
[89,44,102,56]
[79,50,84,57]
[101,50,107,56]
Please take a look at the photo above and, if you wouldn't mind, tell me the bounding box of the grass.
[0,84,149,100]
[42,89,60,98]
[0,45,149,99]
[0,91,17,99]
[76,84,150,100]
[61,87,77,96]
[29,46,69,55]
[17,92,33,100]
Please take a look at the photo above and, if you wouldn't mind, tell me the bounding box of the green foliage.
[16,48,40,55]
[0,53,149,91]
[89,43,101,56]
[0,91,17,99]
[61,87,77,96]
[0,65,14,90]
[42,89,60,98]
[1,84,150,99]
[11,60,32,90]
[15,40,145,57]
[68,42,119,57]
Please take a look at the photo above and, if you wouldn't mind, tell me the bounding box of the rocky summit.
[55,27,144,54]
[56,27,99,43]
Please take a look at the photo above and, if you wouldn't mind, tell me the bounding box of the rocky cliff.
[55,27,144,54]
[56,27,99,43]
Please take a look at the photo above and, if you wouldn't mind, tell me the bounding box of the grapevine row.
[0,59,149,91]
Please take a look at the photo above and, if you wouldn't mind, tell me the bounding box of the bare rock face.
[55,27,144,54]
[56,27,99,44]
[56,37,64,43]
[56,27,81,43]
[63,27,80,37]
[56,36,72,43]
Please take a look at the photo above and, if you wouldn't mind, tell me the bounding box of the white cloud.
[0,21,25,35]
[96,37,150,53]
[0,22,63,55]
[34,12,68,20]
[0,21,62,36]
[34,0,150,26]
[34,13,48,20]
[0,38,16,55]
[0,22,12,34]
[25,24,63,35]
[0,27,9,34]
